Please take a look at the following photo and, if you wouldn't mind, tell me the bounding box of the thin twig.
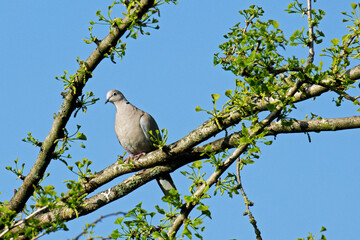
[236,158,262,240]
[72,211,126,240]
[333,29,357,75]
[0,206,48,238]
[305,0,314,66]
[32,211,125,239]
[32,232,46,240]
[334,89,360,102]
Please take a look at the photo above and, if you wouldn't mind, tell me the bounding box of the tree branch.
[10,114,360,237]
[345,64,360,80]
[39,64,360,218]
[10,61,360,236]
[305,0,314,66]
[6,0,156,217]
[73,211,125,240]
[167,76,306,236]
[0,206,48,238]
[236,158,262,240]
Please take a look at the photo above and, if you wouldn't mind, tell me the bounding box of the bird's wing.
[140,112,160,141]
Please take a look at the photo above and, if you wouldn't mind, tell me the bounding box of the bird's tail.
[156,173,176,196]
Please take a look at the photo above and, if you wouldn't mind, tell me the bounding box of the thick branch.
[266,116,360,134]
[6,0,156,216]
[40,83,360,218]
[11,115,360,236]
[196,115,360,155]
[345,64,360,80]
[34,64,360,216]
[13,165,181,237]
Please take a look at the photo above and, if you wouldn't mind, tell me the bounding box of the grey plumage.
[105,89,176,195]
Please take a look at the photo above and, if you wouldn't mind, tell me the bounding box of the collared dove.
[105,89,176,196]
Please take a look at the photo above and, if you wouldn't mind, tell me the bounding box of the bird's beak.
[105,99,109,104]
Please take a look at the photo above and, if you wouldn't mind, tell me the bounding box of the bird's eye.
[113,92,117,96]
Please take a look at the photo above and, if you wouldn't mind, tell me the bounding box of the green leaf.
[266,103,276,111]
[152,232,161,239]
[225,89,233,97]
[76,132,87,140]
[192,161,202,169]
[242,158,255,164]
[183,226,192,239]
[290,29,300,42]
[114,217,123,225]
[204,145,213,152]
[351,3,357,10]
[203,184,210,194]
[211,93,220,102]
[320,226,327,232]
[197,205,209,211]
[270,20,279,28]
[330,38,339,46]
[184,195,193,202]
[246,51,257,64]
[195,106,203,112]
[155,205,165,214]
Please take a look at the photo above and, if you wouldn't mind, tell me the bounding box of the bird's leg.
[123,154,134,163]
[123,153,145,163]
[134,152,146,159]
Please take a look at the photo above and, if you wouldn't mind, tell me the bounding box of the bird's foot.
[123,155,133,164]
[134,152,146,159]
[123,153,146,164]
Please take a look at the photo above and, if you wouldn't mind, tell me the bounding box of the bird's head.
[105,90,126,104]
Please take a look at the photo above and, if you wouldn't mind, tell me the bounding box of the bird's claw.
[123,153,146,164]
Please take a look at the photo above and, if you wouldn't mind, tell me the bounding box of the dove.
[105,89,176,195]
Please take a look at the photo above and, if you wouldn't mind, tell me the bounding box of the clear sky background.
[1,0,359,239]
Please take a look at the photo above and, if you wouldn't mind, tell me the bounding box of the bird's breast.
[114,110,153,155]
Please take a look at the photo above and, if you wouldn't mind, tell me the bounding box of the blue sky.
[1,0,359,239]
